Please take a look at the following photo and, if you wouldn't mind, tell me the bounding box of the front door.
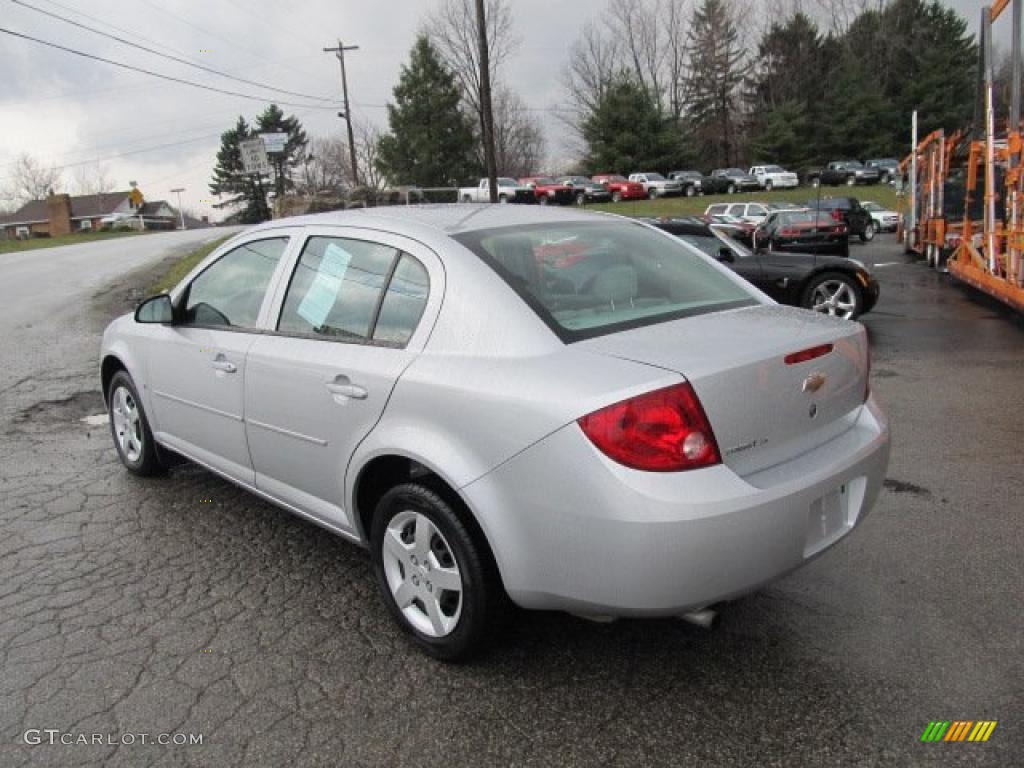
[146,236,291,484]
[244,230,440,530]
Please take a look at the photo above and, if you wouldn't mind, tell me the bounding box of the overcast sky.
[0,0,995,220]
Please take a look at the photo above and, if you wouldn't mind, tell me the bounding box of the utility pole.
[324,40,360,187]
[474,0,498,203]
[170,187,186,230]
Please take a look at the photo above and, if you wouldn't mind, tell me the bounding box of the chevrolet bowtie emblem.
[802,373,826,393]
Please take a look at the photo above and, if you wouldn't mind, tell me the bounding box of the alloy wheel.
[111,385,143,462]
[811,280,858,319]
[381,510,463,638]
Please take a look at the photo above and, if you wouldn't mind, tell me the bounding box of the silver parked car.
[101,206,890,659]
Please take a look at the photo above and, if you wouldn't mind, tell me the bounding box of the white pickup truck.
[458,177,534,204]
[748,165,800,190]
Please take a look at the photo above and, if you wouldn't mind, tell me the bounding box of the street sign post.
[240,138,271,175]
[259,132,288,153]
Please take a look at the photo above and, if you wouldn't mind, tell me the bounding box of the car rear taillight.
[577,382,721,472]
[784,343,833,365]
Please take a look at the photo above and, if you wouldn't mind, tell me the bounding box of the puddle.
[16,390,106,425]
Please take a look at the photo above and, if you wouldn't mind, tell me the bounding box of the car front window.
[453,221,756,342]
[497,178,518,187]
[183,237,289,329]
[645,173,665,180]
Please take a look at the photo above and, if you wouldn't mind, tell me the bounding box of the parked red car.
[591,174,647,202]
[518,177,575,206]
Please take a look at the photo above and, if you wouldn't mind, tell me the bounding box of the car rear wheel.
[611,191,622,203]
[575,191,586,206]
[846,175,856,186]
[372,483,498,660]
[648,188,659,199]
[765,180,773,191]
[859,221,876,242]
[685,185,696,197]
[498,194,508,204]
[727,184,736,194]
[803,272,863,320]
[108,371,164,476]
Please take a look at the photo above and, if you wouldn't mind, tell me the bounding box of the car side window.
[277,236,429,346]
[749,204,766,215]
[183,237,289,329]
[372,254,430,345]
[727,204,745,215]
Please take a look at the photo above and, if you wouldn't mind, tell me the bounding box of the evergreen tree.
[684,0,746,168]
[209,116,270,224]
[255,104,309,197]
[581,76,690,172]
[376,36,479,187]
[748,101,810,167]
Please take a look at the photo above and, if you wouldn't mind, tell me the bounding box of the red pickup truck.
[518,176,575,205]
[591,174,647,202]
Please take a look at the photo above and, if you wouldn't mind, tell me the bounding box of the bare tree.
[3,153,63,205]
[424,0,519,142]
[71,162,114,197]
[299,123,387,194]
[353,123,387,192]
[563,20,622,120]
[492,87,546,175]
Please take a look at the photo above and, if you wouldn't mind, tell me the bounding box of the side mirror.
[716,247,735,263]
[135,294,174,324]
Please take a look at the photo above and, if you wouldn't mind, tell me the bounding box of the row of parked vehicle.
[457,159,901,206]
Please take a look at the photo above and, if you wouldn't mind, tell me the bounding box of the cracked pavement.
[0,231,1021,767]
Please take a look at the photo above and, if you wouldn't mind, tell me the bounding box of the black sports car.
[648,217,879,319]
[754,209,851,257]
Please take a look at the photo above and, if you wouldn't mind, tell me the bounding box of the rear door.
[146,233,295,483]
[243,227,443,531]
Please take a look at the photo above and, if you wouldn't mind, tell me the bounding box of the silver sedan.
[100,205,890,659]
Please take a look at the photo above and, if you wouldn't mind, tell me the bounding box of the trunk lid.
[577,305,869,477]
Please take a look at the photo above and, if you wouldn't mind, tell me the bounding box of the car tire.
[859,221,876,242]
[648,188,659,199]
[846,175,856,186]
[538,195,549,206]
[575,192,586,206]
[802,271,864,320]
[108,370,164,476]
[498,194,508,204]
[462,195,472,203]
[765,180,773,191]
[685,185,696,197]
[727,184,736,194]
[371,482,500,661]
[811,178,820,188]
[611,191,622,203]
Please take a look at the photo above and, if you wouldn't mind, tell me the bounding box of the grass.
[584,184,900,218]
[0,229,145,255]
[150,235,232,294]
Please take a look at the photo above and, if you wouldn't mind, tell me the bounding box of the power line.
[10,0,337,104]
[0,25,340,111]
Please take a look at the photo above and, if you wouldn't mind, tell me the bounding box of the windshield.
[497,177,519,187]
[777,211,837,226]
[533,177,557,185]
[453,221,757,342]
[644,173,666,181]
[763,165,785,173]
[678,228,751,261]
[563,177,590,185]
[675,171,701,179]
[601,175,626,182]
[844,161,864,169]
[862,202,882,211]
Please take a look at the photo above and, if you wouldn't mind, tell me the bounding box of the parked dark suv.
[805,197,876,241]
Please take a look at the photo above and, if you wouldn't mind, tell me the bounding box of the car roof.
[241,203,614,239]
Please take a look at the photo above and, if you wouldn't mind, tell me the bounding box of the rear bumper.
[463,397,890,616]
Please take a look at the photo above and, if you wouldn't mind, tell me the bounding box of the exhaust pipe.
[679,608,719,630]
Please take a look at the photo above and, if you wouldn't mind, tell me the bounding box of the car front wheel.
[765,180,773,191]
[846,175,856,186]
[859,221,876,242]
[575,192,586,206]
[685,185,696,197]
[727,184,736,194]
[811,178,820,188]
[611,191,622,203]
[802,271,863,320]
[108,371,164,476]
[371,483,499,660]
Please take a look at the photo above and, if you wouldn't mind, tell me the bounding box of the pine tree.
[209,116,270,224]
[255,104,309,197]
[376,36,479,187]
[582,76,689,172]
[685,0,746,169]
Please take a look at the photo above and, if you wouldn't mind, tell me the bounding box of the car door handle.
[325,376,368,400]
[210,355,237,374]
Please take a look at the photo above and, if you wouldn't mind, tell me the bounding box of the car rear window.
[452,221,756,342]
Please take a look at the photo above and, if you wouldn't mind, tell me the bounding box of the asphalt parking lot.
[0,231,1021,767]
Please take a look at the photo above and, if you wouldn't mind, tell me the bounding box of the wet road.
[0,232,1021,767]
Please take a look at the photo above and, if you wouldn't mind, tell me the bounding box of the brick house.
[0,192,179,239]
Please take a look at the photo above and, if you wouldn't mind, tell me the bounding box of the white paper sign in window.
[297,242,353,328]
